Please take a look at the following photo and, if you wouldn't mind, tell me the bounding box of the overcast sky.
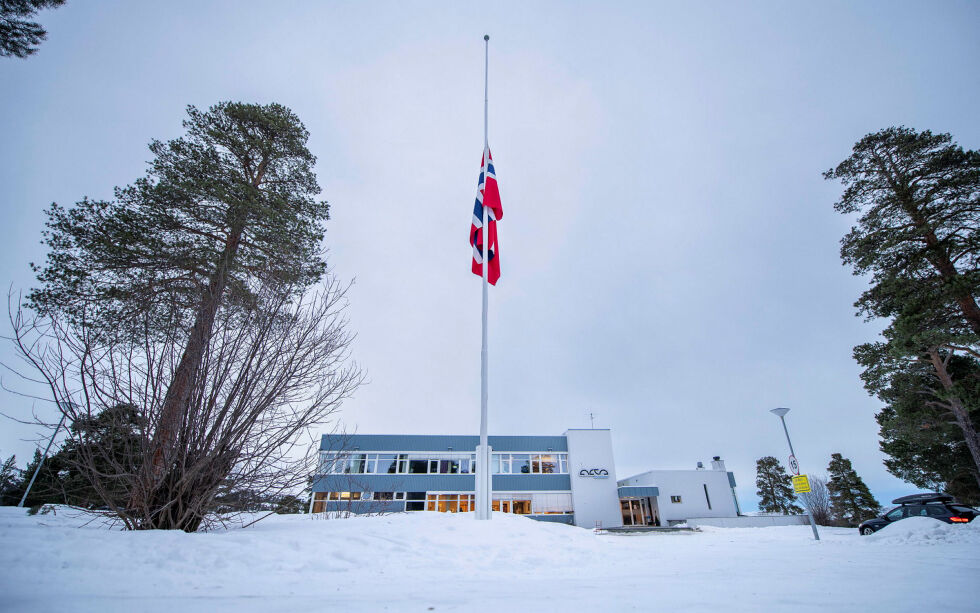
[2,1,978,511]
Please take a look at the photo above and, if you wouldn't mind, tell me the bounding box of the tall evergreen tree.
[866,349,980,505]
[827,453,880,526]
[825,127,980,335]
[827,127,980,485]
[755,456,803,515]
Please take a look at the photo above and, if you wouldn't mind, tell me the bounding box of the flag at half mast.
[470,150,503,285]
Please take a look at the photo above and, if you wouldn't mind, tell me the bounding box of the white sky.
[1,1,978,510]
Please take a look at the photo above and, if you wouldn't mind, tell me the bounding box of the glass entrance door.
[621,498,659,526]
[621,500,633,525]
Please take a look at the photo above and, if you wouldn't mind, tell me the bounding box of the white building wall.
[620,468,738,522]
[687,515,808,529]
[565,429,623,528]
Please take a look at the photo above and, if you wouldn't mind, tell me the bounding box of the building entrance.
[620,497,659,526]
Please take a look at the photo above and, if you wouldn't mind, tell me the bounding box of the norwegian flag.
[470,149,502,285]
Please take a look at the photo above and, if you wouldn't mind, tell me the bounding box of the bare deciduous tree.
[799,475,831,526]
[7,274,362,531]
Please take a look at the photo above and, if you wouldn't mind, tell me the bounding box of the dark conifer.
[755,456,803,515]
[827,453,880,526]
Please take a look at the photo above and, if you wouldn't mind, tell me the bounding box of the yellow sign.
[793,474,811,494]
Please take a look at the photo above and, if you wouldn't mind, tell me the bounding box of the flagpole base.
[474,444,493,519]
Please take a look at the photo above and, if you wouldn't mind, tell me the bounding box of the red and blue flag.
[470,149,502,285]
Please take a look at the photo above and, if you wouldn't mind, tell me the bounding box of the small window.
[312,492,328,513]
[670,495,682,504]
[512,454,531,474]
[406,492,425,511]
[926,505,947,517]
[884,507,904,521]
[376,454,398,474]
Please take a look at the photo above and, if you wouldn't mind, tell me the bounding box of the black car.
[858,493,978,535]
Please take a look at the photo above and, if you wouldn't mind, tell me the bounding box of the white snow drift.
[0,506,977,612]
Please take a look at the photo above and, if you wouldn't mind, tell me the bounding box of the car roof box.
[892,492,953,505]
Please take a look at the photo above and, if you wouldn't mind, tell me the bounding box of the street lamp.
[769,407,820,541]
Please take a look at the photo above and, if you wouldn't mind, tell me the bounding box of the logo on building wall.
[579,468,609,478]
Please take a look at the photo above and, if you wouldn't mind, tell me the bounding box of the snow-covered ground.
[1,507,978,612]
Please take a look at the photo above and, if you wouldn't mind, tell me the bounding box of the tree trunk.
[133,222,245,524]
[927,348,980,491]
[135,161,269,525]
[904,203,980,337]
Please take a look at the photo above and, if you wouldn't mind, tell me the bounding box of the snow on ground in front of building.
[1,506,978,612]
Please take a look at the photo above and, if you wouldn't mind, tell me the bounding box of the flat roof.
[320,434,569,453]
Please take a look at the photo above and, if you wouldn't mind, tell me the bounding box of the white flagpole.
[476,34,492,520]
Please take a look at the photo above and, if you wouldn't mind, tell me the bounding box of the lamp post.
[18,412,67,508]
[770,407,820,541]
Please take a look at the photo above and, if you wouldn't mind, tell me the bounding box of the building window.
[318,451,569,475]
[670,495,682,503]
[408,457,429,473]
[488,453,569,474]
[425,494,475,512]
[532,454,556,473]
[491,497,531,514]
[405,492,426,511]
[376,454,398,474]
[317,491,364,505]
[312,492,328,513]
[511,454,531,474]
[319,452,478,475]
[531,493,573,514]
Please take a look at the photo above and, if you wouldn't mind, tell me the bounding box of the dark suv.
[858,493,978,535]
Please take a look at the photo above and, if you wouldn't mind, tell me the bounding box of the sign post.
[769,408,820,541]
[788,454,800,476]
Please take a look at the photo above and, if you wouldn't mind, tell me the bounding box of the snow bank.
[865,515,980,545]
[1,506,978,612]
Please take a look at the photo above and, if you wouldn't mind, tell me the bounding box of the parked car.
[858,493,978,535]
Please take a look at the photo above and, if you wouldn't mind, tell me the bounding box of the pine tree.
[0,453,20,505]
[755,456,803,515]
[868,352,980,505]
[10,448,68,508]
[827,453,881,526]
[827,127,980,485]
[0,0,66,58]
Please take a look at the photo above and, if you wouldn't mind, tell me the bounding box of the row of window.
[311,491,574,515]
[318,452,570,475]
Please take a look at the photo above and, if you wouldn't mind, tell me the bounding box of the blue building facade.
[312,433,578,524]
